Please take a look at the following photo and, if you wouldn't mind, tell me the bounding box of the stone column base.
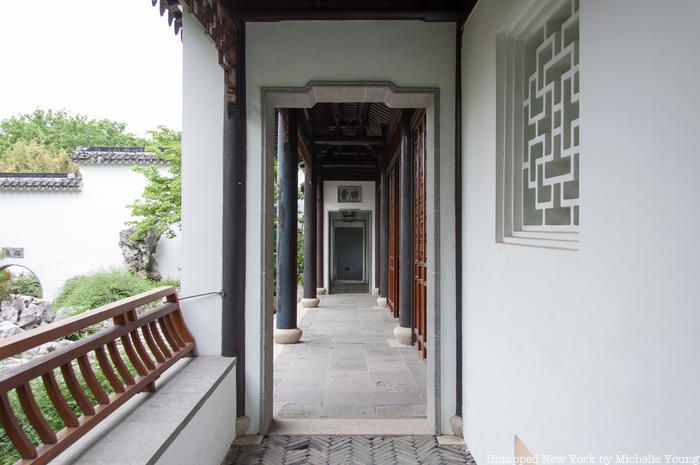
[376,297,388,309]
[236,416,251,436]
[274,328,302,344]
[393,326,412,346]
[449,415,464,438]
[371,288,380,296]
[316,287,328,295]
[300,298,320,308]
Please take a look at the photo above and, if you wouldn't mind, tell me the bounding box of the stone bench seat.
[54,356,237,465]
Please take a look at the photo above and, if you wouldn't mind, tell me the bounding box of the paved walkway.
[274,294,427,419]
[223,435,474,465]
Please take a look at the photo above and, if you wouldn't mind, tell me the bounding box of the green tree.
[0,109,146,158]
[0,269,11,301]
[0,140,79,174]
[128,127,181,239]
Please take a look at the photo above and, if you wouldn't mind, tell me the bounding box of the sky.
[0,1,182,136]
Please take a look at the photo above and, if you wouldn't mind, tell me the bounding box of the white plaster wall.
[322,180,376,290]
[0,165,181,300]
[181,12,224,356]
[155,360,236,465]
[461,0,700,460]
[247,21,456,434]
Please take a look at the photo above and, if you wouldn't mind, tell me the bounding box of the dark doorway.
[335,226,364,281]
[329,210,371,294]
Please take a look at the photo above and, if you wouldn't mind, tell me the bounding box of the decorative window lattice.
[496,0,580,249]
[523,0,580,228]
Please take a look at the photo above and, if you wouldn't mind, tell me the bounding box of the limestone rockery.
[0,295,55,338]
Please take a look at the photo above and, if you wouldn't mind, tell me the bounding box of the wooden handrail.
[0,286,197,465]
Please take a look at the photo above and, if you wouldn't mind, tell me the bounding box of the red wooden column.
[394,110,414,346]
[412,112,428,358]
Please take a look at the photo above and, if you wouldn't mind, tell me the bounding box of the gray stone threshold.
[268,418,433,436]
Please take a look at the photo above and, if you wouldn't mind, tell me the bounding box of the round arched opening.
[0,264,43,300]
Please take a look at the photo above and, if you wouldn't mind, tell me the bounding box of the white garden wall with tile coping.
[0,164,181,300]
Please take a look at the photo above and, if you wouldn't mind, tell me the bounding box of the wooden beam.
[232,9,462,22]
[314,137,383,146]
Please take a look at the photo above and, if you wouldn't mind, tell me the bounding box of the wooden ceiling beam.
[229,9,462,22]
[314,137,383,146]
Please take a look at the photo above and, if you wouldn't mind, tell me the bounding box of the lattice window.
[497,0,580,250]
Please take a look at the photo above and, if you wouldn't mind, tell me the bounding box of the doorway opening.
[261,83,442,434]
[330,210,371,294]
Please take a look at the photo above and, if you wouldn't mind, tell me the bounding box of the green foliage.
[0,109,146,159]
[128,127,182,239]
[0,270,11,301]
[0,357,123,465]
[53,270,160,313]
[7,272,42,299]
[297,187,305,286]
[0,140,79,174]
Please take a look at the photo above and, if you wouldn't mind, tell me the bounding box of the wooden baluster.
[158,316,182,351]
[149,321,172,359]
[167,294,196,346]
[162,315,185,349]
[60,363,95,416]
[120,335,148,377]
[107,341,135,386]
[77,355,110,405]
[0,393,37,459]
[95,347,125,394]
[141,324,165,363]
[42,371,79,428]
[16,383,58,444]
[129,330,156,370]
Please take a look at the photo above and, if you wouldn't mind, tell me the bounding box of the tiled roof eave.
[0,176,83,192]
[71,147,168,165]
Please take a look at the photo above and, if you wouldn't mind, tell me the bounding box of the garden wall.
[0,164,181,300]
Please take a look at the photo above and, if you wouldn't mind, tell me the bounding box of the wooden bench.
[0,287,200,465]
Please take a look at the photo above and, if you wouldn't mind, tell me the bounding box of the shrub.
[0,270,10,301]
[53,270,158,313]
[0,140,79,174]
[7,273,42,298]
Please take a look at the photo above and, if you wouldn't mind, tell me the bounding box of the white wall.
[0,165,181,300]
[155,359,236,465]
[461,0,700,460]
[181,12,224,356]
[246,20,456,434]
[322,180,376,290]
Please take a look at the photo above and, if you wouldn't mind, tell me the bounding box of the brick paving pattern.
[223,435,475,465]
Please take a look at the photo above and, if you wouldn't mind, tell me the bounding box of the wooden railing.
[0,286,196,465]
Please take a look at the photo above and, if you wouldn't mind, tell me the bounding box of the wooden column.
[221,20,246,415]
[377,169,389,308]
[301,161,319,307]
[395,111,413,346]
[374,176,381,294]
[274,109,302,344]
[316,169,325,294]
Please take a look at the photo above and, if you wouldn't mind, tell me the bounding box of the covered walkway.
[274,294,426,419]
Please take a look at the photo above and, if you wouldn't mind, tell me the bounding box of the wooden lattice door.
[387,159,400,318]
[412,113,427,358]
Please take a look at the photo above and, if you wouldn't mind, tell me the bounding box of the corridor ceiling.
[307,103,397,181]
[223,0,477,22]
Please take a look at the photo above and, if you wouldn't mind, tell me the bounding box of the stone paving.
[223,435,475,465]
[274,294,427,419]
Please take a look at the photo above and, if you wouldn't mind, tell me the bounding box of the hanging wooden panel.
[412,113,427,358]
[387,159,400,318]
